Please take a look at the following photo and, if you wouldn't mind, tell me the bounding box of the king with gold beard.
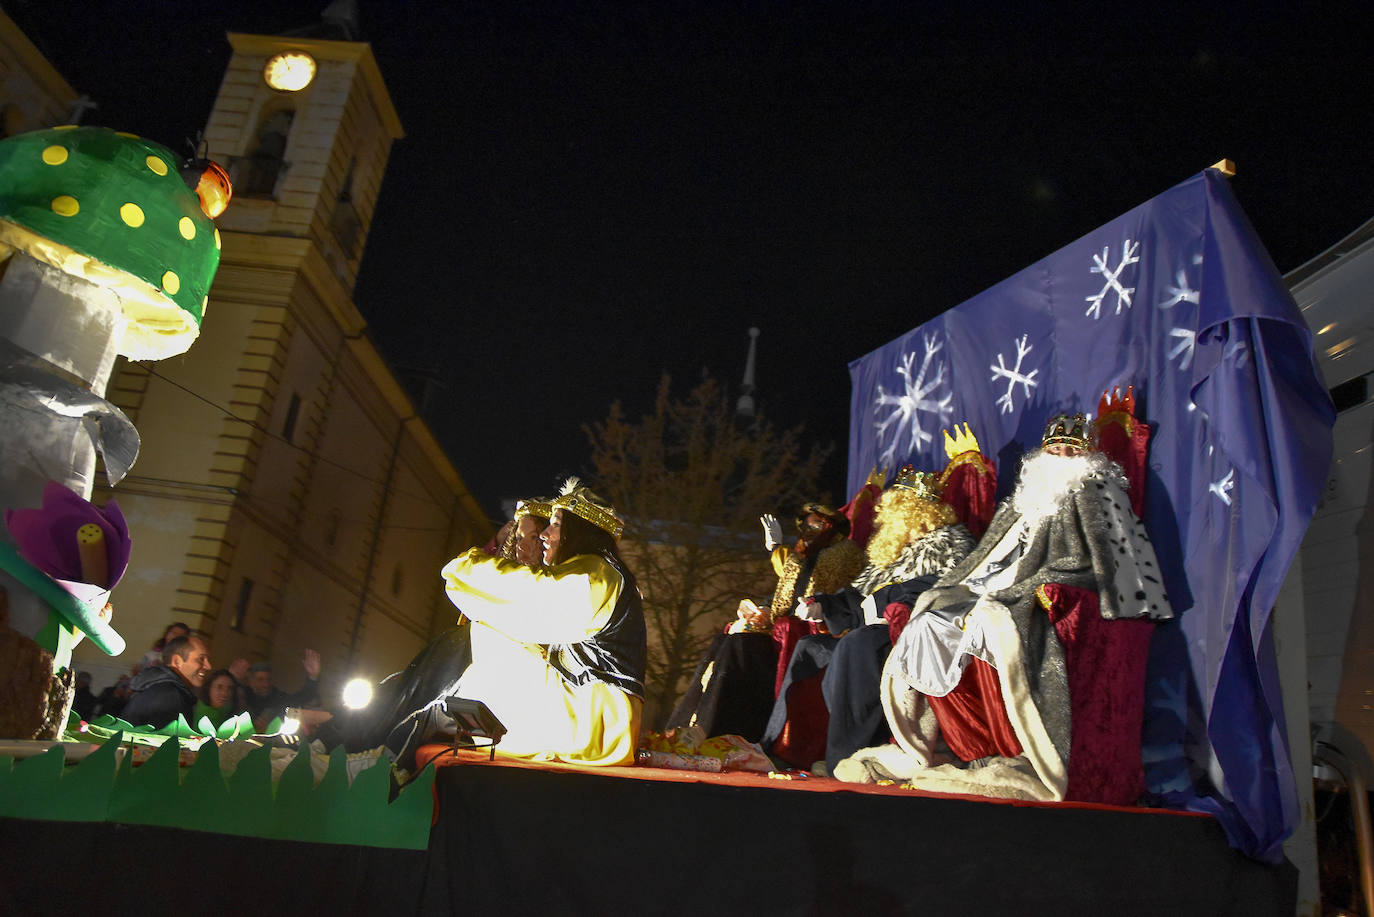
[762,468,975,770]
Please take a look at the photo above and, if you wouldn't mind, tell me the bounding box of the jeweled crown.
[1041,412,1097,451]
[891,464,943,502]
[553,477,625,538]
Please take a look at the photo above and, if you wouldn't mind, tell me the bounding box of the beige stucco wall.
[0,10,77,135]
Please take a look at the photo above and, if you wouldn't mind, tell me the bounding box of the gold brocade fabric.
[768,539,865,619]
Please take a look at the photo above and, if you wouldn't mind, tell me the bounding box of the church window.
[282,392,302,442]
[235,107,293,197]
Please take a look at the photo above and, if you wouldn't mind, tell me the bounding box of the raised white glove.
[861,593,881,627]
[760,513,783,551]
[794,598,822,622]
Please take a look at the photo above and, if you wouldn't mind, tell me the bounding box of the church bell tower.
[202,32,402,292]
[90,24,490,683]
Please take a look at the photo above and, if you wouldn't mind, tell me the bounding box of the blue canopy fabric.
[847,169,1334,861]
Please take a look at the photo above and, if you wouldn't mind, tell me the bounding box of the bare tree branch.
[583,373,829,727]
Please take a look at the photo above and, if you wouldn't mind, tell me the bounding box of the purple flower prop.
[5,480,132,588]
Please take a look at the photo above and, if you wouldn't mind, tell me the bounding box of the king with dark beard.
[665,503,864,742]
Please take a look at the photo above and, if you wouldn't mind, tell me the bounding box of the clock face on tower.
[263,51,317,92]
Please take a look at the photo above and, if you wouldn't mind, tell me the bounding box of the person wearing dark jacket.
[119,635,212,729]
[244,652,322,731]
[94,675,133,720]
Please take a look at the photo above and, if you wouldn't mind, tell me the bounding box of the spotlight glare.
[342,678,374,710]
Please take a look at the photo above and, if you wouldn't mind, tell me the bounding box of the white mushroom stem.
[0,253,126,395]
[0,253,129,642]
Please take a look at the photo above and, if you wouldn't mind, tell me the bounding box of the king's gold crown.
[891,464,943,501]
[943,422,981,461]
[1042,412,1097,451]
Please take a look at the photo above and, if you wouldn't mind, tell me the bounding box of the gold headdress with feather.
[551,476,625,538]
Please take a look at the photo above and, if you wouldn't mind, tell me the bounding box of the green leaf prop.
[70,709,255,746]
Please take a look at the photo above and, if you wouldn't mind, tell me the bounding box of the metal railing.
[1314,722,1374,915]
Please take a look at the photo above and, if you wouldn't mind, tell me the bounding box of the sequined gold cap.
[514,497,552,520]
[552,477,625,538]
[890,464,943,502]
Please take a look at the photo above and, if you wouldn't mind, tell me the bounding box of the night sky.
[10,1,1372,520]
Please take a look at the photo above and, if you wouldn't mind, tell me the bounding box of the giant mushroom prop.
[0,126,225,737]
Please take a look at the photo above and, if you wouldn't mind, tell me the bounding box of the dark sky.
[11,1,1373,520]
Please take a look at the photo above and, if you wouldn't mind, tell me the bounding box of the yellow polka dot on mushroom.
[162,271,180,295]
[53,124,77,131]
[178,217,196,240]
[51,195,79,217]
[120,203,145,227]
[145,155,168,176]
[41,146,68,166]
[116,131,139,139]
[214,228,221,250]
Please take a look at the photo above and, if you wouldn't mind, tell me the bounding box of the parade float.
[0,131,1336,913]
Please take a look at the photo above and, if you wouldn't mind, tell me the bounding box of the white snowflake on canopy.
[990,333,1039,415]
[1085,239,1141,319]
[1168,327,1196,371]
[1159,268,1200,310]
[1209,469,1235,505]
[872,334,953,468]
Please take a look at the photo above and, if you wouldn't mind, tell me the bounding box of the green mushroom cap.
[0,126,222,360]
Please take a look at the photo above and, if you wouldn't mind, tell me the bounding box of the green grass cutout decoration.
[0,733,436,850]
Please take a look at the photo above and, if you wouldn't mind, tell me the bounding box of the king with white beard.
[835,411,1172,802]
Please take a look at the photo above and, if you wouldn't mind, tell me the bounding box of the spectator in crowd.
[94,675,133,720]
[227,657,253,713]
[244,650,322,731]
[193,668,243,730]
[137,621,190,673]
[120,634,213,728]
[71,670,98,721]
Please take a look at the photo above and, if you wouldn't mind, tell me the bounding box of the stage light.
[280,709,300,735]
[342,678,373,709]
[443,696,507,760]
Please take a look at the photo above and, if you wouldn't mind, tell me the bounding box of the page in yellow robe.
[442,549,641,765]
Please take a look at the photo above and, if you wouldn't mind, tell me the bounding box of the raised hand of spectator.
[302,648,321,680]
[228,657,250,682]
